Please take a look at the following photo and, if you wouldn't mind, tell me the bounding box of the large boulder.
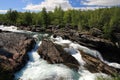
[37,40,80,71]
[80,50,119,76]
[77,34,120,64]
[0,32,35,80]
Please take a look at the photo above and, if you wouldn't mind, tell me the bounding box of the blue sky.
[0,0,120,13]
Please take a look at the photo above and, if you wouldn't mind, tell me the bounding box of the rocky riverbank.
[0,25,120,79]
[0,31,35,80]
[53,29,120,64]
[37,39,120,76]
[16,25,120,63]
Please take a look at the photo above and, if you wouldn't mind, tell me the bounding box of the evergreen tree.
[6,9,18,25]
[24,11,32,26]
[41,7,48,27]
[53,6,64,26]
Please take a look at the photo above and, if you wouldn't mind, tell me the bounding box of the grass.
[97,74,120,80]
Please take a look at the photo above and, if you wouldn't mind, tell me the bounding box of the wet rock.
[54,31,120,64]
[0,29,2,33]
[80,50,119,76]
[78,34,120,64]
[0,32,35,80]
[37,40,80,71]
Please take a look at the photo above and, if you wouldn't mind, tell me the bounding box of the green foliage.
[6,9,18,25]
[63,9,72,24]
[41,7,49,27]
[52,6,64,26]
[0,14,6,24]
[97,75,120,80]
[23,11,33,26]
[0,7,120,40]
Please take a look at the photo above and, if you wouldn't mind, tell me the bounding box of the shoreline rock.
[80,50,120,76]
[53,30,120,64]
[0,32,36,80]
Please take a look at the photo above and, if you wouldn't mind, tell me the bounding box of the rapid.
[0,25,120,80]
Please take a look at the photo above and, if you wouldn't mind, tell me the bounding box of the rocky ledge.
[37,39,80,71]
[53,30,120,64]
[80,50,119,76]
[38,40,119,76]
[0,31,35,80]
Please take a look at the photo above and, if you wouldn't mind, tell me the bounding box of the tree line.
[0,7,120,40]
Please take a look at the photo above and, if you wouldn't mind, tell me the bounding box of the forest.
[0,7,120,41]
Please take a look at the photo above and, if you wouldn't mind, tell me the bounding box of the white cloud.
[0,10,7,14]
[74,6,105,10]
[22,0,31,3]
[23,0,73,11]
[82,0,120,6]
[23,0,120,11]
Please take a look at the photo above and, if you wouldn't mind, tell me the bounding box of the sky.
[0,0,120,13]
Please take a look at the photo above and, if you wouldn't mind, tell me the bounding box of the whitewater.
[14,35,119,80]
[0,25,120,80]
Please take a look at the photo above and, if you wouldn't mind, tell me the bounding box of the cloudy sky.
[0,0,120,13]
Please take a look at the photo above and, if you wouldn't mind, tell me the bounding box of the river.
[0,25,120,80]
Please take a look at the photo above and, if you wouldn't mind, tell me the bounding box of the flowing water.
[0,25,120,80]
[14,35,111,80]
[0,25,32,33]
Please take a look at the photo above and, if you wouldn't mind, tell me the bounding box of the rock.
[80,50,119,76]
[37,40,80,71]
[0,32,36,80]
[54,31,120,64]
[78,34,120,64]
[112,26,120,33]
[0,29,2,33]
[90,28,103,37]
[113,33,120,47]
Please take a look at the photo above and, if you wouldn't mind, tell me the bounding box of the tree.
[63,9,72,24]
[53,6,64,26]
[6,9,18,25]
[0,14,6,24]
[41,7,48,27]
[23,11,32,26]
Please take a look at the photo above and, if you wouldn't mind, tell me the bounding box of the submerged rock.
[37,40,80,71]
[0,32,35,80]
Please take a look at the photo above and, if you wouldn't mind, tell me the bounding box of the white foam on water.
[15,35,120,80]
[78,70,109,80]
[106,62,120,69]
[51,36,120,69]
[51,36,120,79]
[64,48,85,66]
[51,36,71,46]
[0,25,32,33]
[0,25,17,32]
[15,41,79,80]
